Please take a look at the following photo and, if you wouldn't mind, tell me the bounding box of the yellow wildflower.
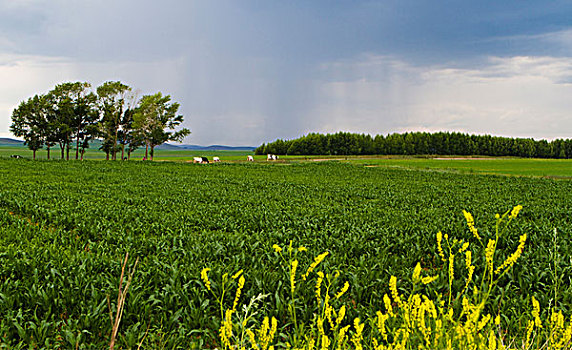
[383,294,394,316]
[437,231,447,263]
[412,262,422,283]
[290,260,298,294]
[494,315,501,325]
[232,275,245,313]
[316,271,324,303]
[336,305,346,327]
[463,210,481,241]
[389,276,403,308]
[422,275,438,285]
[351,318,364,350]
[298,246,307,252]
[532,296,542,328]
[231,269,243,279]
[459,242,469,253]
[495,234,526,274]
[201,267,212,291]
[272,244,282,253]
[509,205,523,219]
[485,239,496,273]
[335,281,350,299]
[488,329,497,350]
[303,251,329,280]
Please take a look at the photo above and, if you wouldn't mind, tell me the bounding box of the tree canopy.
[256,131,572,159]
[10,81,190,160]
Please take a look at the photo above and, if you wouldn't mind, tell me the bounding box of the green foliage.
[256,131,572,159]
[9,82,190,161]
[0,160,571,348]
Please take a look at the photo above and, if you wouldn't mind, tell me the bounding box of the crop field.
[0,159,571,348]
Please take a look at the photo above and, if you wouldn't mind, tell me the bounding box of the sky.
[1,1,571,146]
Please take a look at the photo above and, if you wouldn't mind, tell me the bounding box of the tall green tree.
[97,81,136,160]
[45,82,96,160]
[10,94,48,159]
[133,93,190,160]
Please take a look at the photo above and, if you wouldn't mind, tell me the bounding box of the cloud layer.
[1,1,571,144]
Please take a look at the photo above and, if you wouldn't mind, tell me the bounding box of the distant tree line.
[10,81,190,160]
[255,131,572,158]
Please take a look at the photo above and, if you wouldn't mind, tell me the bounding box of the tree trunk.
[60,144,65,159]
[145,143,149,160]
[75,133,80,160]
[121,144,125,161]
[150,146,154,160]
[66,143,70,160]
[128,148,131,160]
[33,149,36,160]
[47,146,51,160]
[106,151,109,161]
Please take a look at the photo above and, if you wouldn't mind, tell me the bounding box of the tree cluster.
[255,131,572,158]
[10,81,190,160]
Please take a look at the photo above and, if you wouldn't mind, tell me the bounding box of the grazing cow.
[193,157,203,163]
[213,157,220,162]
[267,154,278,161]
[247,155,254,161]
[10,155,22,159]
[201,156,209,164]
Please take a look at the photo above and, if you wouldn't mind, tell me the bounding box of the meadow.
[0,158,571,348]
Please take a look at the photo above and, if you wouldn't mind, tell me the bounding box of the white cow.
[247,155,254,161]
[213,157,220,162]
[193,157,202,163]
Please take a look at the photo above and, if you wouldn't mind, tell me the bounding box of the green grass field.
[0,159,571,348]
[3,145,572,178]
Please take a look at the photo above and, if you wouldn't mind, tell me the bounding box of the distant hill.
[0,138,24,146]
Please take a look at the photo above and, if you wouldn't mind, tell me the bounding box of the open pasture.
[0,159,571,348]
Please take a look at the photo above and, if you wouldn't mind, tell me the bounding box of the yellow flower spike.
[478,314,491,331]
[231,269,243,279]
[532,296,542,328]
[290,260,298,295]
[321,335,330,350]
[200,268,212,292]
[298,246,307,252]
[525,320,534,348]
[485,239,496,273]
[246,329,259,350]
[337,325,351,350]
[459,242,469,253]
[376,311,389,341]
[509,205,523,219]
[437,231,447,263]
[383,294,394,316]
[316,271,324,304]
[495,234,526,275]
[232,275,245,313]
[494,314,501,326]
[288,240,293,253]
[303,251,329,280]
[389,276,404,309]
[335,281,350,299]
[272,244,282,253]
[351,318,365,350]
[412,262,422,283]
[336,305,346,327]
[463,210,481,241]
[488,329,497,350]
[421,275,438,285]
